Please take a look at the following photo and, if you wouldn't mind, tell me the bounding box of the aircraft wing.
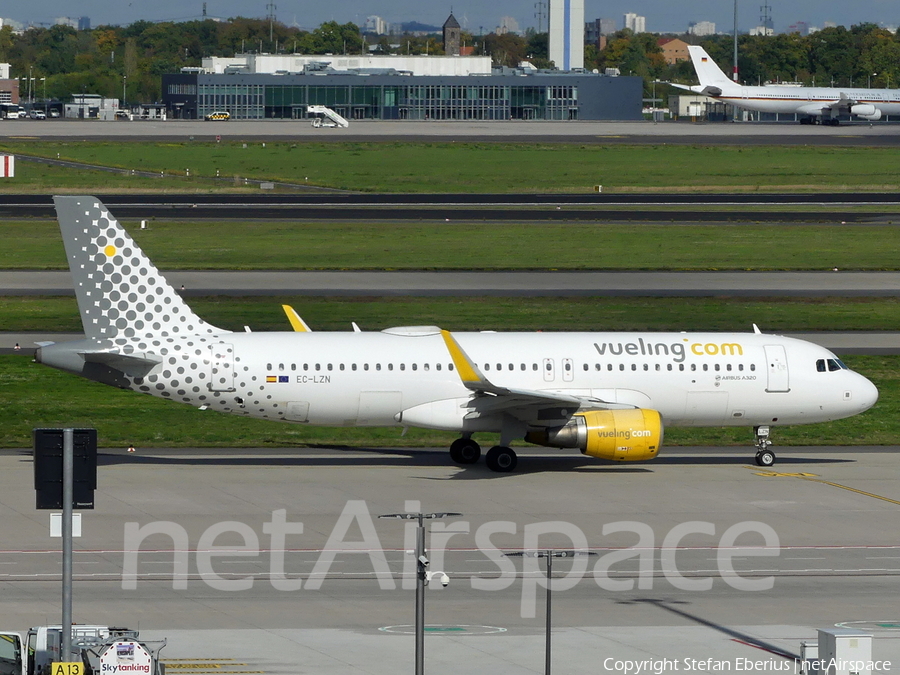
[440,330,619,424]
[662,82,722,97]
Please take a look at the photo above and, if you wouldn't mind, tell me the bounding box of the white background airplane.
[37,197,878,472]
[670,45,900,124]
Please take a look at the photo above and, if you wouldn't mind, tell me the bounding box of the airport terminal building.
[161,54,642,122]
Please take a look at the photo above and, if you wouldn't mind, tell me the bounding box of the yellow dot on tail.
[104,245,116,257]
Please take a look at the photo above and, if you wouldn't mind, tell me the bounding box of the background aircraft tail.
[687,46,739,94]
[53,196,226,340]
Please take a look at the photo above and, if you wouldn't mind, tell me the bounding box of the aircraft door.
[543,358,555,382]
[763,345,790,392]
[209,344,235,392]
[562,358,574,382]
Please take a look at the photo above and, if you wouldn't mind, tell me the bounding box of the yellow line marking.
[748,468,900,505]
[163,665,247,669]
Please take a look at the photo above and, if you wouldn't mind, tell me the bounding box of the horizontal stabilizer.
[79,350,162,377]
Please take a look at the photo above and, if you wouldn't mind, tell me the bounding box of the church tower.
[443,13,461,56]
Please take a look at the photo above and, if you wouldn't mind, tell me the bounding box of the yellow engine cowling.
[525,409,663,462]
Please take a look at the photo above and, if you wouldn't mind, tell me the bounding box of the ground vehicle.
[0,104,21,120]
[49,109,59,118]
[0,626,164,675]
[29,110,46,120]
[204,110,230,120]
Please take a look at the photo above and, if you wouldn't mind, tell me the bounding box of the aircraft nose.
[853,374,879,412]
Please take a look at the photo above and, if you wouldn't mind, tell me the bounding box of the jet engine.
[525,409,663,462]
[851,104,882,121]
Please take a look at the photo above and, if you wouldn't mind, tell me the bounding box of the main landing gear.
[449,436,518,472]
[754,425,776,467]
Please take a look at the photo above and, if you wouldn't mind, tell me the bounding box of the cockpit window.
[818,358,849,372]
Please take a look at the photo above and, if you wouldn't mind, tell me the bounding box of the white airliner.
[36,197,878,472]
[670,45,900,124]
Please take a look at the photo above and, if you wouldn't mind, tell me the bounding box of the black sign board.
[33,428,97,510]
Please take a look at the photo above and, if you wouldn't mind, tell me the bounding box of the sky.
[1,0,897,35]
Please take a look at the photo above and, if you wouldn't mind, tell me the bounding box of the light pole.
[40,77,46,102]
[122,75,127,109]
[505,549,596,675]
[379,511,462,675]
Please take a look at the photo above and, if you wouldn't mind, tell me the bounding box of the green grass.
[1,354,892,448]
[8,296,900,333]
[3,141,900,192]
[4,220,900,270]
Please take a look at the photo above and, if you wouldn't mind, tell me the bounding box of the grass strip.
[7,296,900,333]
[3,220,900,270]
[3,141,900,193]
[0,354,892,448]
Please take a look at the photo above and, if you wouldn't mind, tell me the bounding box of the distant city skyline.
[0,0,895,35]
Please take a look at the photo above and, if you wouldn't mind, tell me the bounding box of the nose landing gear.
[754,426,776,467]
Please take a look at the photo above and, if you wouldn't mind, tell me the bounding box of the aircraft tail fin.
[53,196,227,340]
[687,46,739,95]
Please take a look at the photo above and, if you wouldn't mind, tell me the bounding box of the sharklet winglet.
[282,304,312,332]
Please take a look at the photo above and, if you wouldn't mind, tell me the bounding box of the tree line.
[0,17,897,104]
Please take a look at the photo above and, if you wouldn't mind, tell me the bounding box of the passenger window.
[583,364,589,371]
[750,364,756,371]
[304,363,309,371]
[436,363,442,371]
[565,363,572,371]
[608,364,613,371]
[291,363,296,371]
[726,364,732,371]
[533,364,538,371]
[667,364,672,371]
[631,364,636,371]
[267,363,272,371]
[703,364,708,371]
[352,364,357,371]
[714,364,720,371]
[376,364,382,371]
[339,364,345,371]
[449,364,454,371]
[619,364,625,371]
[655,364,660,371]
[364,364,369,371]
[521,364,526,371]
[400,364,405,371]
[509,363,514,371]
[690,364,696,371]
[278,363,284,371]
[485,364,491,371]
[546,363,552,371]
[388,364,393,371]
[595,364,601,371]
[497,363,502,371]
[412,364,417,371]
[738,364,744,372]
[327,364,333,371]
[679,364,684,371]
[315,364,321,371]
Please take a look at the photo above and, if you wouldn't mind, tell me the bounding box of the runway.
[1,445,899,672]
[5,118,900,145]
[4,190,900,221]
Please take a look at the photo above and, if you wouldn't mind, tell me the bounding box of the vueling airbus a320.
[36,197,878,472]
